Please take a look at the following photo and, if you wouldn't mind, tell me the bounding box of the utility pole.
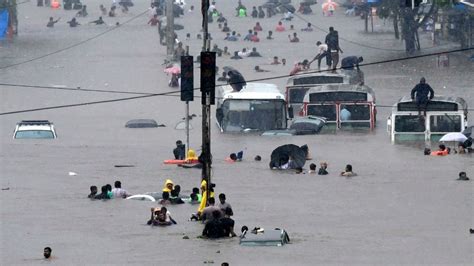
[166,0,175,60]
[200,0,215,202]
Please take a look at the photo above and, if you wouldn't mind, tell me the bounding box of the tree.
[375,0,454,54]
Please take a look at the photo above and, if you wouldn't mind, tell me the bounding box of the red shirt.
[250,35,260,42]
[275,25,285,32]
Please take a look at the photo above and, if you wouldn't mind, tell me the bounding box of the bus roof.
[302,84,376,103]
[286,71,349,86]
[393,95,468,112]
[218,83,285,100]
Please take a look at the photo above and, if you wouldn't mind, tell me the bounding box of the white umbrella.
[439,132,468,143]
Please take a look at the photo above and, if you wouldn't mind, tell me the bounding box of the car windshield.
[15,130,55,139]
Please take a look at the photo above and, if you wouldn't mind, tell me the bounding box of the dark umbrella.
[462,126,473,138]
[223,66,246,91]
[270,144,306,169]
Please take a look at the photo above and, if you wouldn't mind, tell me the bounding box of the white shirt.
[208,4,216,13]
[318,44,328,55]
[238,50,250,57]
[112,188,129,198]
[340,108,352,121]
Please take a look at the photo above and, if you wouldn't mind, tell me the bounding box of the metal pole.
[201,0,212,202]
[166,0,175,60]
[185,101,190,155]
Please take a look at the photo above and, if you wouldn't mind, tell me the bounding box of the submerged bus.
[215,83,287,133]
[286,70,364,116]
[301,84,376,130]
[387,96,468,142]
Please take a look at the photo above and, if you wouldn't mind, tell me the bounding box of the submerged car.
[13,120,57,139]
[262,116,326,136]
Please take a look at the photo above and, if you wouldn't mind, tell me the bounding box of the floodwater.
[1,1,473,265]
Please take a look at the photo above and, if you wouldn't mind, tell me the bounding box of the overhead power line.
[1,47,472,116]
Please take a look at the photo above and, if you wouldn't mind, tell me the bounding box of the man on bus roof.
[410,77,434,117]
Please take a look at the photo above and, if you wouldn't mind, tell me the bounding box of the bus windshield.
[340,104,371,121]
[394,116,425,132]
[221,100,286,132]
[430,115,462,133]
[307,105,337,121]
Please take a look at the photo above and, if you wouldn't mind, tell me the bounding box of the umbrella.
[270,144,306,169]
[164,65,181,75]
[322,0,338,12]
[224,66,246,91]
[462,126,473,138]
[439,132,468,143]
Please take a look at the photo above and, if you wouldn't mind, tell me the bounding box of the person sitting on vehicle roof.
[410,77,434,117]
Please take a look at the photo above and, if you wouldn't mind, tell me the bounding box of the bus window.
[430,115,461,133]
[288,88,309,103]
[394,116,425,132]
[307,105,337,121]
[340,104,370,121]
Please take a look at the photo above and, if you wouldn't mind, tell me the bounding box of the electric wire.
[1,47,473,116]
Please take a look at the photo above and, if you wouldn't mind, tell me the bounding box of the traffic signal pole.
[201,0,213,201]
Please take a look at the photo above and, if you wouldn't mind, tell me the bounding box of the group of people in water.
[87,180,130,200]
[42,1,133,28]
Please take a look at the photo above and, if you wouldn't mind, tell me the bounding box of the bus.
[301,84,376,130]
[387,96,468,142]
[215,83,288,133]
[286,70,364,116]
